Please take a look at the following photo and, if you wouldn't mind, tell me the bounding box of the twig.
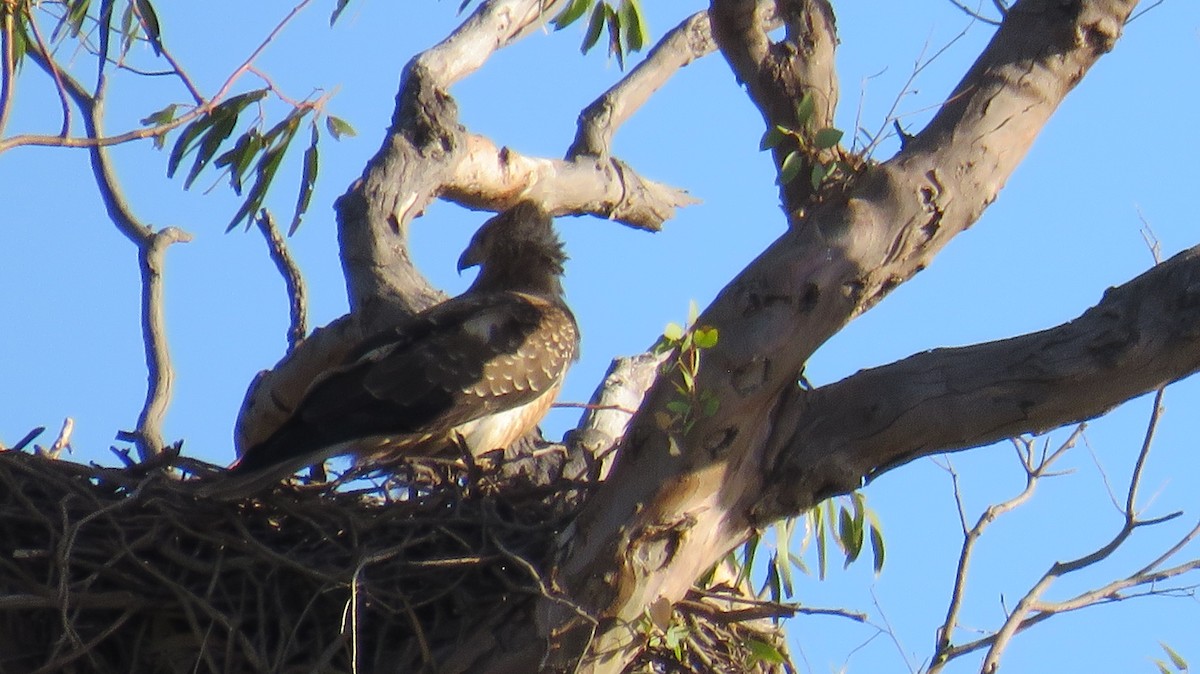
[43,418,75,460]
[929,427,1082,674]
[256,209,309,353]
[10,427,46,452]
[977,391,1177,672]
[944,0,1002,25]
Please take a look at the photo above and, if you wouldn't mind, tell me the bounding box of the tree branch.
[928,429,1083,673]
[709,0,840,208]
[760,246,1200,518]
[442,134,697,231]
[568,3,781,159]
[529,3,1142,672]
[26,35,193,460]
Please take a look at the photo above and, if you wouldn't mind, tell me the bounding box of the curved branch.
[27,36,191,460]
[568,3,782,159]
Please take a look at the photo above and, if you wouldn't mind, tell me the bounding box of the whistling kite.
[209,203,578,496]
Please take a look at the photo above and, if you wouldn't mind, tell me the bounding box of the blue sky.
[2,1,1199,671]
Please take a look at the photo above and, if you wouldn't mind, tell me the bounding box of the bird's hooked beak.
[457,243,482,275]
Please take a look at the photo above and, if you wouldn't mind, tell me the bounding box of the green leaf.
[745,639,786,665]
[581,1,606,54]
[184,109,239,189]
[813,503,828,580]
[226,125,294,232]
[839,506,863,566]
[140,103,177,128]
[330,0,351,25]
[810,161,836,191]
[701,394,718,417]
[134,0,163,55]
[63,0,93,39]
[119,2,137,56]
[1154,660,1172,674]
[665,400,690,415]
[167,89,267,178]
[678,366,694,391]
[693,328,718,349]
[605,3,624,69]
[663,322,684,342]
[290,124,320,234]
[687,299,700,327]
[763,556,781,602]
[1161,643,1188,670]
[870,523,886,574]
[325,115,357,140]
[553,0,591,30]
[167,116,216,178]
[759,125,786,151]
[215,130,263,195]
[9,14,28,71]
[775,549,794,598]
[778,151,803,185]
[738,532,760,588]
[620,0,649,53]
[794,90,816,127]
[813,127,844,150]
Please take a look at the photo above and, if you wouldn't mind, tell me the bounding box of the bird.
[201,203,579,497]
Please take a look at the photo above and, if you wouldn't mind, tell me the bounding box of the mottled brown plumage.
[208,204,578,496]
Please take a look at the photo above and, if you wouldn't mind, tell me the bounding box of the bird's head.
[458,203,568,298]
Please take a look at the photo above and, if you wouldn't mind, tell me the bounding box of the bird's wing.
[232,291,577,474]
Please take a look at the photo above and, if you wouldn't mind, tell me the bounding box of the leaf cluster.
[759,91,855,192]
[654,301,720,443]
[5,0,163,72]
[156,93,356,234]
[552,0,649,69]
[729,492,885,608]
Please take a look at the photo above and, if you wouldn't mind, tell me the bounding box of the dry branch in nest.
[0,448,793,673]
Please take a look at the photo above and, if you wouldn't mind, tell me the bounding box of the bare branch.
[256,210,309,354]
[568,3,782,159]
[928,428,1083,674]
[25,35,192,460]
[762,244,1200,520]
[443,134,697,231]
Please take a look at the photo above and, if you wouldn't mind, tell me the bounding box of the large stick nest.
[0,448,793,673]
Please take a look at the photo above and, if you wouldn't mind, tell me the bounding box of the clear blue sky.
[2,2,1198,671]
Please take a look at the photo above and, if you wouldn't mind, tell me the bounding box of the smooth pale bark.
[526,2,1143,672]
